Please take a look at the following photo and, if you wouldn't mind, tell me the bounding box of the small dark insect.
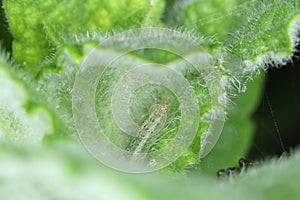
[238,158,254,168]
[217,158,256,179]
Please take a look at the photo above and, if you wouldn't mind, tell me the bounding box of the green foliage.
[0,0,300,198]
[2,0,300,171]
[0,51,53,146]
[3,0,165,75]
[184,0,300,59]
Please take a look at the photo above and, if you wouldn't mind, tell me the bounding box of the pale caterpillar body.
[126,102,169,154]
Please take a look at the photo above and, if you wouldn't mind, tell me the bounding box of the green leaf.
[0,51,53,146]
[3,0,165,75]
[37,38,221,172]
[227,0,300,60]
[179,0,300,86]
[182,0,300,58]
[183,0,241,42]
[2,0,300,174]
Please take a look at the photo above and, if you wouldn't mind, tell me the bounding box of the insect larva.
[126,102,169,154]
[217,158,257,179]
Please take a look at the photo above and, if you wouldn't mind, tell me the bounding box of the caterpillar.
[126,102,169,154]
